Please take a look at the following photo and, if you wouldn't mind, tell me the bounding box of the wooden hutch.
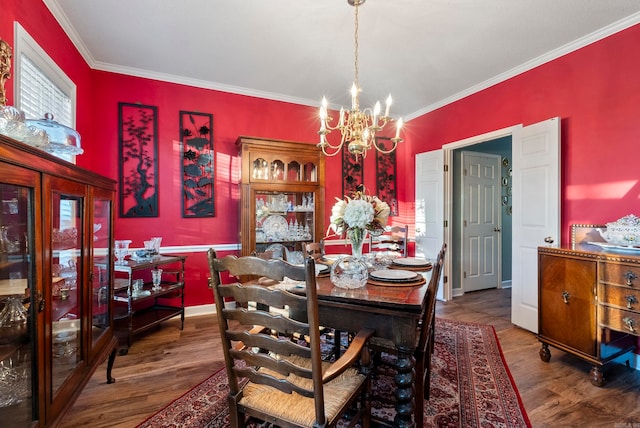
[236,136,325,258]
[0,133,117,426]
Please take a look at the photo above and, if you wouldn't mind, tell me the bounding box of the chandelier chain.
[354,2,359,89]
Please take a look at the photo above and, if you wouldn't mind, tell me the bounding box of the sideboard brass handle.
[624,271,638,286]
[626,295,638,310]
[623,317,636,333]
[562,291,570,304]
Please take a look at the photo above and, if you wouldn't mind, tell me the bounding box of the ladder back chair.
[304,240,325,260]
[368,242,446,427]
[369,225,408,257]
[208,249,374,428]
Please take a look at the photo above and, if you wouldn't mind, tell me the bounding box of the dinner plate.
[369,269,420,282]
[262,215,288,238]
[392,257,432,267]
[316,265,329,275]
[322,254,350,260]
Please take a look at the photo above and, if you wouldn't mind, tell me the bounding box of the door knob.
[493,227,501,232]
[544,236,554,244]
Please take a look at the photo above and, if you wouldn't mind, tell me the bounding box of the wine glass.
[151,269,163,291]
[114,240,131,265]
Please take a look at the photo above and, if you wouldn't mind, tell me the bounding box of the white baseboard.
[185,304,216,317]
[184,301,236,317]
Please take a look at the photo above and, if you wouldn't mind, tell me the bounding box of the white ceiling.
[44,0,640,121]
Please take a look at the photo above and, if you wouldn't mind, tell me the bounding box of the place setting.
[388,257,433,272]
[367,268,426,287]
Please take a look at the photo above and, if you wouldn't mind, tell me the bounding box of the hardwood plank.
[62,288,640,427]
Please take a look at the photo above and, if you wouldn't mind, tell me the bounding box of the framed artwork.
[179,111,215,217]
[342,148,363,196]
[118,103,159,217]
[375,137,398,216]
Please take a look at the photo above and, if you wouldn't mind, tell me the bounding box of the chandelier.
[317,0,403,159]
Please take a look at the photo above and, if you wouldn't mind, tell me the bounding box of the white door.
[511,117,561,333]
[461,151,501,292]
[415,150,445,300]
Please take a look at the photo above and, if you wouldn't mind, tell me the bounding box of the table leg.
[393,346,415,428]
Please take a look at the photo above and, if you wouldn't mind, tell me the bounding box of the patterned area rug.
[137,318,531,428]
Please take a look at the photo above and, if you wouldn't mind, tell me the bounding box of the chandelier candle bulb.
[373,101,380,125]
[384,95,392,117]
[395,118,403,140]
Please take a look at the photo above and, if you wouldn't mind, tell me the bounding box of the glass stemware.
[114,240,131,265]
[151,269,163,290]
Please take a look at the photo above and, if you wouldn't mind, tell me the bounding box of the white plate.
[322,254,350,260]
[393,257,432,267]
[588,241,640,253]
[316,265,329,275]
[262,215,288,238]
[370,269,419,282]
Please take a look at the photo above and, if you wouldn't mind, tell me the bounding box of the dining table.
[309,257,432,428]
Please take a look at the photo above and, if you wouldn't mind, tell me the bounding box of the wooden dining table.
[311,267,432,428]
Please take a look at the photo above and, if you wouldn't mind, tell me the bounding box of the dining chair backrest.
[417,242,446,352]
[412,242,446,427]
[304,241,325,260]
[370,225,408,257]
[207,249,374,428]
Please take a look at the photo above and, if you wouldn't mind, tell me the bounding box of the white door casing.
[511,117,561,333]
[415,150,445,300]
[461,151,501,292]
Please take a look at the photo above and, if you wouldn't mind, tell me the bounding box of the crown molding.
[404,12,640,122]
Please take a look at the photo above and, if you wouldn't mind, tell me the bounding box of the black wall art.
[180,111,215,217]
[375,137,398,216]
[118,102,159,217]
[342,148,363,197]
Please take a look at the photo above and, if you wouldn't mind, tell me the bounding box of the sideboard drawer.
[599,305,640,337]
[599,263,640,287]
[599,283,640,311]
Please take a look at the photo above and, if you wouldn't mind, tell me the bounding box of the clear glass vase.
[330,256,368,289]
[347,228,365,258]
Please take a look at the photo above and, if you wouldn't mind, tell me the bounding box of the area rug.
[137,318,531,428]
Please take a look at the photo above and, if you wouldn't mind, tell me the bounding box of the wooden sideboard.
[538,244,638,386]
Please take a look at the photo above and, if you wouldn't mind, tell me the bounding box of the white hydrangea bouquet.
[328,187,390,257]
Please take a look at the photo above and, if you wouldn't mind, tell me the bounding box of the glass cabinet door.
[50,186,84,395]
[0,177,36,425]
[91,195,112,348]
[255,190,315,255]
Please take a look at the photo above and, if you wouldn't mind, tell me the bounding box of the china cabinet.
[111,255,185,354]
[538,244,636,386]
[0,133,117,427]
[237,136,325,257]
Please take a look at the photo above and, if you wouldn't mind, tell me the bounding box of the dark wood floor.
[61,288,640,427]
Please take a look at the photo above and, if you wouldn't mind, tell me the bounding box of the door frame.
[443,125,519,301]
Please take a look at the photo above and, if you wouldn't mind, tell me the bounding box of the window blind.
[18,54,72,127]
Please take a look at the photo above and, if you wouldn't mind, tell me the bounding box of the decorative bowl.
[599,214,640,247]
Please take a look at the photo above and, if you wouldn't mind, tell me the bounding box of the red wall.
[402,24,640,245]
[4,1,640,306]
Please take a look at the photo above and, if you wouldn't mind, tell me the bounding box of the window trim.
[13,22,77,128]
